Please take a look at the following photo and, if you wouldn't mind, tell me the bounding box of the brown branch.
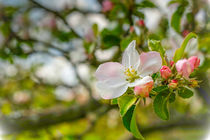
[0,101,110,135]
[129,116,207,140]
[72,105,111,139]
[141,117,207,135]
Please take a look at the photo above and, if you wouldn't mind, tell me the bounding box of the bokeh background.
[0,0,209,139]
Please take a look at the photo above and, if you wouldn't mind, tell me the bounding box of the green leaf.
[136,1,156,8]
[118,95,137,117]
[102,34,120,49]
[120,37,133,51]
[92,23,98,36]
[83,42,95,54]
[171,5,185,33]
[148,39,167,65]
[178,87,193,98]
[122,105,145,140]
[173,32,197,62]
[152,86,169,95]
[168,0,183,6]
[133,11,145,19]
[151,73,159,81]
[169,93,176,103]
[101,26,122,49]
[0,23,10,36]
[52,30,75,42]
[186,12,194,23]
[153,90,170,120]
[109,4,126,20]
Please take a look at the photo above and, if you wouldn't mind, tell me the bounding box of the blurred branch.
[73,105,111,139]
[0,101,111,134]
[63,7,102,16]
[141,116,207,134]
[29,0,82,39]
[130,115,207,140]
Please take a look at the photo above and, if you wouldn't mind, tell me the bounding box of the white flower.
[95,40,162,99]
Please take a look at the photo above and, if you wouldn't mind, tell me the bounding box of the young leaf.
[169,93,176,103]
[148,39,167,65]
[171,5,185,33]
[136,0,156,8]
[133,11,145,19]
[152,86,169,95]
[101,26,122,49]
[151,73,159,81]
[173,32,197,62]
[168,0,183,6]
[92,23,98,36]
[153,91,170,120]
[120,37,133,51]
[118,95,137,117]
[122,105,145,140]
[178,87,193,98]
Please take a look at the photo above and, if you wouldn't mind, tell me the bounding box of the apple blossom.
[102,0,113,12]
[134,77,153,97]
[188,56,200,71]
[95,40,162,99]
[85,29,94,43]
[160,66,172,79]
[176,59,193,78]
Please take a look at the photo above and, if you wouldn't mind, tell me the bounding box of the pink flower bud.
[168,79,178,89]
[170,61,174,67]
[136,20,145,27]
[134,81,154,97]
[160,66,172,79]
[85,29,94,42]
[49,17,57,29]
[182,30,190,37]
[129,26,134,33]
[188,56,200,71]
[175,59,193,78]
[102,0,113,12]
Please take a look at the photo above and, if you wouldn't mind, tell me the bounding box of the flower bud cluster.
[158,56,200,89]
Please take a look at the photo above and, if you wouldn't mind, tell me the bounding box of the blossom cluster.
[95,40,200,100]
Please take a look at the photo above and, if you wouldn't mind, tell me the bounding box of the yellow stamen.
[124,67,139,82]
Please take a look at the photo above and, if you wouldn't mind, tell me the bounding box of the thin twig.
[30,0,82,39]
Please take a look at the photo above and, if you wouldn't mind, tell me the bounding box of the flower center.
[124,67,139,83]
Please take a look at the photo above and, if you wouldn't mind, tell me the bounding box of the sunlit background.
[0,0,209,139]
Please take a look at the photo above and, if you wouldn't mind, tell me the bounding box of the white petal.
[96,81,128,99]
[122,40,140,70]
[95,62,125,81]
[128,76,153,87]
[95,62,128,99]
[138,51,162,76]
